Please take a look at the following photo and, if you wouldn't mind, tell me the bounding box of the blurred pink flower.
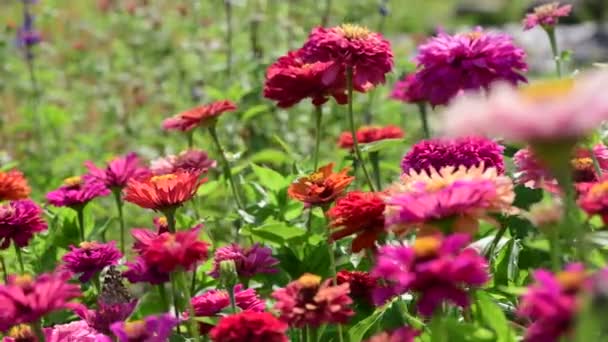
[0,199,47,249]
[85,152,150,190]
[365,326,420,342]
[150,149,216,175]
[390,73,425,104]
[44,320,109,342]
[523,2,572,30]
[209,243,279,279]
[110,314,177,342]
[46,175,110,209]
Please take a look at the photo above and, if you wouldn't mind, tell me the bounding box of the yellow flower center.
[308,172,324,183]
[124,320,146,337]
[519,78,574,102]
[337,23,371,40]
[150,174,177,183]
[424,179,451,192]
[413,236,441,258]
[297,273,322,288]
[14,274,33,287]
[570,157,593,170]
[590,181,608,197]
[9,324,33,339]
[556,270,586,291]
[157,216,168,226]
[63,176,82,187]
[465,31,484,40]
[79,241,98,249]
[535,2,559,16]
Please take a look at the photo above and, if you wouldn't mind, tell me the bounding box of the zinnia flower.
[0,199,47,249]
[272,273,354,327]
[4,324,36,342]
[140,227,209,273]
[191,285,266,317]
[300,24,393,92]
[85,152,150,190]
[75,300,137,336]
[338,125,404,150]
[401,136,505,175]
[0,271,81,327]
[523,2,572,30]
[150,149,216,175]
[441,72,608,143]
[578,177,608,224]
[62,241,122,282]
[209,312,288,342]
[390,73,425,104]
[336,270,378,303]
[162,100,237,132]
[365,326,420,342]
[264,50,347,108]
[209,243,279,278]
[517,263,587,342]
[287,163,354,206]
[123,257,170,285]
[110,314,177,342]
[414,27,527,106]
[327,191,385,252]
[0,170,30,201]
[44,320,109,342]
[123,170,204,212]
[46,175,110,209]
[372,234,488,315]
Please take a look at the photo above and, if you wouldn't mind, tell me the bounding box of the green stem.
[321,0,332,26]
[14,244,24,274]
[158,284,169,313]
[208,125,244,210]
[592,148,603,177]
[164,208,177,233]
[306,208,314,233]
[369,151,381,190]
[224,0,233,77]
[346,67,375,191]
[556,172,584,265]
[303,325,309,342]
[33,320,46,342]
[484,224,507,260]
[187,131,194,148]
[417,102,430,139]
[228,285,237,313]
[549,226,561,272]
[113,190,126,255]
[313,106,323,170]
[170,274,182,334]
[545,26,562,78]
[327,241,344,342]
[76,207,85,242]
[0,255,7,283]
[176,270,201,341]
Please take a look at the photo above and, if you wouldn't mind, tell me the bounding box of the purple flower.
[85,152,150,190]
[190,285,265,317]
[209,244,279,278]
[74,300,137,335]
[44,320,110,342]
[123,257,169,285]
[110,314,177,342]
[372,234,488,316]
[523,2,572,30]
[401,136,505,175]
[0,199,47,249]
[62,241,122,282]
[150,149,216,175]
[414,27,527,106]
[390,73,425,104]
[46,175,110,209]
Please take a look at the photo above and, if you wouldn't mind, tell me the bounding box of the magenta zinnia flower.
[123,257,170,285]
[85,152,150,190]
[372,234,488,315]
[0,199,47,249]
[401,136,505,175]
[190,285,265,317]
[523,2,572,30]
[110,314,177,342]
[150,149,216,175]
[44,320,109,342]
[74,300,137,336]
[366,326,420,342]
[62,241,122,282]
[209,243,279,279]
[390,73,425,104]
[46,175,110,209]
[517,263,587,342]
[414,27,527,106]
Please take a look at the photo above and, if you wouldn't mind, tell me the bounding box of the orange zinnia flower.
[287,163,354,206]
[162,100,237,132]
[123,170,204,211]
[0,170,31,201]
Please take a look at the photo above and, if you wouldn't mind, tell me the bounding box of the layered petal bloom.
[110,314,177,342]
[0,272,81,328]
[386,165,515,235]
[123,257,170,285]
[414,27,527,106]
[209,312,288,342]
[85,152,150,190]
[365,326,420,342]
[123,170,204,211]
[191,285,266,317]
[327,191,385,252]
[517,264,587,342]
[390,73,425,104]
[140,227,209,273]
[209,244,279,279]
[441,72,608,142]
[272,273,354,327]
[401,136,505,175]
[338,125,404,150]
[5,324,37,342]
[0,170,30,201]
[372,234,489,315]
[578,177,608,224]
[300,24,393,92]
[44,320,109,342]
[62,241,122,282]
[75,300,137,336]
[523,2,572,30]
[264,50,347,108]
[46,175,110,209]
[0,199,47,249]
[287,163,354,206]
[336,270,378,303]
[150,149,216,175]
[162,100,237,132]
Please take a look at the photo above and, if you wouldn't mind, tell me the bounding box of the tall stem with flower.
[208,125,244,211]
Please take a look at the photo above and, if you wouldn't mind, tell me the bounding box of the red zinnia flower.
[287,163,354,206]
[264,50,347,108]
[123,170,204,211]
[0,170,30,201]
[327,191,385,252]
[336,270,378,303]
[141,226,209,273]
[210,312,288,342]
[162,100,237,132]
[338,125,404,150]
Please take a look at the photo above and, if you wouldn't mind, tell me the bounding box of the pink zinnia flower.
[46,175,110,209]
[74,300,137,336]
[0,199,47,249]
[0,271,81,328]
[372,234,488,315]
[123,257,170,285]
[209,312,288,342]
[365,326,420,342]
[300,24,393,92]
[191,285,265,317]
[523,2,572,30]
[390,73,425,104]
[272,273,354,327]
[441,72,608,142]
[44,320,109,342]
[162,100,237,132]
[150,149,216,175]
[209,243,279,279]
[62,241,122,282]
[110,314,177,342]
[414,27,527,106]
[85,152,150,190]
[518,263,587,342]
[140,226,209,273]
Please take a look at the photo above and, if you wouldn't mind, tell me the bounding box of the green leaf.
[348,299,395,342]
[242,222,305,245]
[359,138,404,153]
[474,291,516,342]
[560,50,572,62]
[251,164,288,191]
[241,104,269,122]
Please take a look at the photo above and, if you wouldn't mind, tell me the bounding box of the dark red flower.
[336,270,378,303]
[338,125,404,150]
[209,312,288,342]
[141,226,209,273]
